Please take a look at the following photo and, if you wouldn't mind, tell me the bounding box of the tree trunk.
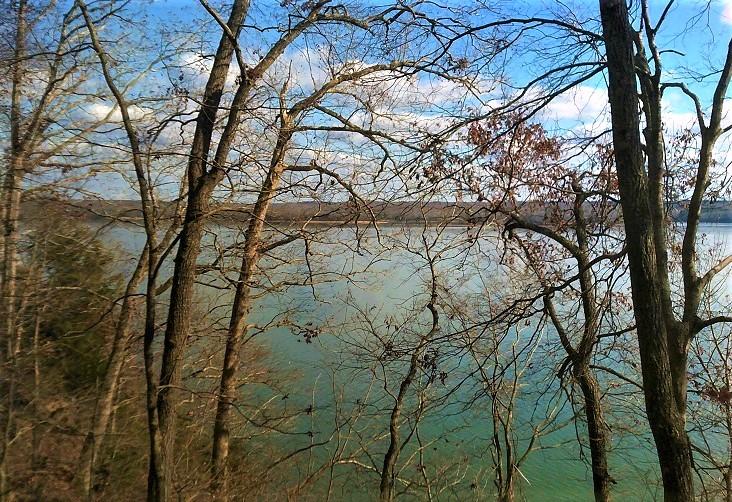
[31,309,41,500]
[156,194,208,486]
[144,240,166,502]
[497,475,514,502]
[726,401,732,502]
[153,3,250,496]
[380,287,438,502]
[380,350,420,502]
[210,150,286,496]
[573,193,613,502]
[78,248,148,498]
[599,1,694,500]
[578,367,612,502]
[0,160,21,501]
[0,2,26,494]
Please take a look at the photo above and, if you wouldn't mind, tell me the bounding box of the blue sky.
[62,0,732,199]
[136,0,732,124]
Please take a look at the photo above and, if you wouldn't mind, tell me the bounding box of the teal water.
[104,222,732,501]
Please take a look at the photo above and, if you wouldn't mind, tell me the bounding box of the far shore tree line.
[21,197,732,226]
[1,1,732,501]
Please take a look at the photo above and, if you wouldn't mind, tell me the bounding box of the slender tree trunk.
[497,475,514,502]
[210,125,291,495]
[0,2,27,495]
[30,309,41,500]
[154,3,250,495]
[599,1,693,500]
[78,248,148,498]
[380,276,438,502]
[550,319,613,502]
[578,368,612,502]
[156,195,208,494]
[493,394,514,502]
[573,192,613,502]
[0,164,21,501]
[380,349,420,502]
[144,239,167,502]
[726,401,732,502]
[501,404,514,502]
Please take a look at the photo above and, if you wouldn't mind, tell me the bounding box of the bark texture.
[153,2,250,498]
[599,1,693,499]
[209,122,290,495]
[514,180,614,502]
[0,1,27,496]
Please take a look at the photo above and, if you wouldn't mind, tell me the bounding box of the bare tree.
[75,3,190,497]
[600,0,732,499]
[0,1,121,495]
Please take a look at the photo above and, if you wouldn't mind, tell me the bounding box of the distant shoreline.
[20,197,732,226]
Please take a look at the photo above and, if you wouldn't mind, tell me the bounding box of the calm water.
[105,222,732,501]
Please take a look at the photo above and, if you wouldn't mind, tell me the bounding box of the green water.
[105,222,732,501]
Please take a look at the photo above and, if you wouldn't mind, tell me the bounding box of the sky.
[40,0,732,199]
[137,0,732,129]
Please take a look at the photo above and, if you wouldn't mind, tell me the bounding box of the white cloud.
[87,103,148,122]
[268,47,330,90]
[721,0,732,24]
[663,111,699,131]
[544,85,608,122]
[660,91,703,132]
